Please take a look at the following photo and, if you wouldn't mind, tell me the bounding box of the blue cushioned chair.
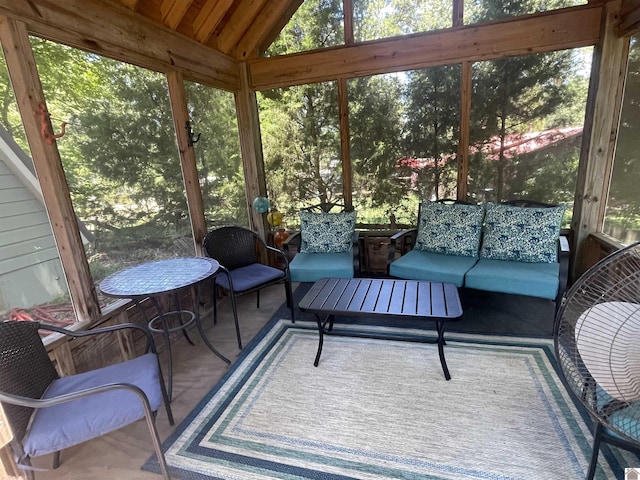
[283,211,360,283]
[202,226,294,349]
[0,320,173,480]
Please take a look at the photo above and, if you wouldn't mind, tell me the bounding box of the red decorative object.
[274,228,289,247]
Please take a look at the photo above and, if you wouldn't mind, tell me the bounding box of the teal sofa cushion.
[299,211,357,254]
[480,202,565,263]
[415,202,485,257]
[289,252,354,283]
[389,250,478,287]
[465,259,560,299]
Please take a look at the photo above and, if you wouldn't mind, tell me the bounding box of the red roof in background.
[395,126,583,168]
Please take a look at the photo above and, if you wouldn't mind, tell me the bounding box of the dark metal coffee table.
[298,278,463,380]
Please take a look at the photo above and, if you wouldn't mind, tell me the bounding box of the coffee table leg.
[436,320,451,381]
[314,313,324,367]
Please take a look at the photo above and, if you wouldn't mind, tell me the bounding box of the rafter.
[118,0,141,10]
[249,4,603,90]
[215,0,266,54]
[193,0,235,43]
[256,0,303,56]
[619,0,640,36]
[161,0,193,30]
[0,0,239,91]
[232,0,298,59]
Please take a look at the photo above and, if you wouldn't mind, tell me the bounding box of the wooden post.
[338,79,353,211]
[340,0,354,211]
[571,0,629,278]
[0,17,100,324]
[235,62,268,239]
[166,71,208,252]
[457,61,471,201]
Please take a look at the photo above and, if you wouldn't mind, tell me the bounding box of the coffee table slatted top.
[299,278,462,319]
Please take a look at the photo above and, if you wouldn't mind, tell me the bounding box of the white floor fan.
[554,241,640,479]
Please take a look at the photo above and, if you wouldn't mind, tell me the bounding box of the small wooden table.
[298,278,463,380]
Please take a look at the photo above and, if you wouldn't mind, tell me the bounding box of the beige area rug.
[144,319,638,479]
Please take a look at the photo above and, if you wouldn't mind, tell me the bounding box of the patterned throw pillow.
[414,202,485,257]
[299,211,357,254]
[480,202,565,263]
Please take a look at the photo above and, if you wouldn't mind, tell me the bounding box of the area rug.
[144,319,637,479]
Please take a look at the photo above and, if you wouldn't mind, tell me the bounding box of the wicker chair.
[0,320,173,480]
[202,226,294,350]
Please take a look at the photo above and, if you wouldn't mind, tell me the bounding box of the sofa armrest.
[352,231,360,276]
[387,228,417,274]
[282,231,300,257]
[556,235,571,314]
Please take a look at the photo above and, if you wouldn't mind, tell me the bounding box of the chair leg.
[587,422,603,480]
[285,280,295,323]
[142,402,172,480]
[52,450,61,469]
[212,282,218,325]
[229,289,243,350]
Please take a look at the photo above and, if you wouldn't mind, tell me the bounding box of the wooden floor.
[33,283,287,480]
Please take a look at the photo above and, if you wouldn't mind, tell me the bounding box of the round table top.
[99,257,220,298]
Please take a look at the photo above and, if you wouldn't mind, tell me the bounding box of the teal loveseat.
[388,200,570,312]
[283,211,360,283]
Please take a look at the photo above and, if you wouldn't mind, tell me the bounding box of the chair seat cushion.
[389,250,477,287]
[23,353,163,458]
[290,252,354,283]
[464,258,560,299]
[215,263,285,293]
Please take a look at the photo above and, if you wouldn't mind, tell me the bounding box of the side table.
[100,257,230,400]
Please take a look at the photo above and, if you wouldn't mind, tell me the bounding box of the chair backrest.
[202,226,261,270]
[0,321,59,443]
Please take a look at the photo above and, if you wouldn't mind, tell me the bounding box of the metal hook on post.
[185,121,201,147]
[37,104,67,144]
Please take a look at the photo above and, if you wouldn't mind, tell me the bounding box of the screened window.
[258,82,340,228]
[603,35,640,245]
[468,49,591,226]
[31,39,193,310]
[184,81,246,229]
[0,44,73,326]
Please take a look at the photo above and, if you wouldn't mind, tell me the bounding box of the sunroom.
[0,0,639,478]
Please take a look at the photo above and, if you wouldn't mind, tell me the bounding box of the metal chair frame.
[0,321,174,480]
[202,226,295,350]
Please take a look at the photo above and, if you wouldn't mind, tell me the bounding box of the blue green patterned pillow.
[299,211,357,254]
[480,202,565,263]
[414,202,485,257]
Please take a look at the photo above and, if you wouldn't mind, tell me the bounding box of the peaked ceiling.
[111,0,303,60]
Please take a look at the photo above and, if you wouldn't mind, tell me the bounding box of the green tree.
[403,65,460,201]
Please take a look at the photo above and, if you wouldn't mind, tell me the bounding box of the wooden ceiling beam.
[119,0,141,10]
[0,0,240,91]
[619,0,640,36]
[161,0,193,30]
[257,0,303,55]
[215,0,266,54]
[193,0,235,43]
[249,4,603,91]
[232,0,300,59]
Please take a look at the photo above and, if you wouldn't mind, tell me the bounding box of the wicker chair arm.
[387,228,417,273]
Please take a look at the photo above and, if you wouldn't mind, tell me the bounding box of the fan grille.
[555,242,640,443]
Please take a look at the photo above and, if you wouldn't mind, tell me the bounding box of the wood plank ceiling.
[112,0,303,60]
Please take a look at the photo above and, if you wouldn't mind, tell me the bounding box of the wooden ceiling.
[111,0,303,60]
